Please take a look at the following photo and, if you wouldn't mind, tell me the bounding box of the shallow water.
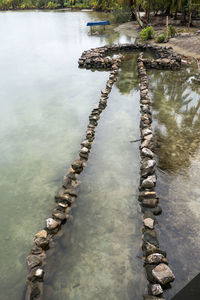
[1,9,200,300]
[148,65,200,299]
[0,10,135,300]
[42,57,145,300]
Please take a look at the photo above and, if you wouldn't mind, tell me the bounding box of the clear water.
[1,9,200,300]
[0,10,140,300]
[148,65,200,299]
[42,57,145,300]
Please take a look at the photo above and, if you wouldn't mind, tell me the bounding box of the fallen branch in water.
[130,138,141,143]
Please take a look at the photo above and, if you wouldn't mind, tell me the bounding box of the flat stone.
[46,218,59,230]
[142,147,154,158]
[142,198,158,208]
[142,128,152,136]
[144,217,154,229]
[57,202,68,208]
[152,263,175,285]
[35,230,47,239]
[81,140,91,149]
[80,147,89,154]
[146,253,165,264]
[52,211,66,221]
[139,191,157,200]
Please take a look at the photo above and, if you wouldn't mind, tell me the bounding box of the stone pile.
[137,52,175,300]
[25,59,121,300]
[78,43,181,70]
[25,43,181,300]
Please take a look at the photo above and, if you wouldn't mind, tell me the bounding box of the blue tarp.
[87,21,110,26]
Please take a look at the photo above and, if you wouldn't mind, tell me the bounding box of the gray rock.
[146,253,165,264]
[141,178,155,189]
[46,218,59,230]
[26,255,42,270]
[142,147,154,158]
[150,284,163,296]
[71,159,83,173]
[152,263,175,285]
[141,159,156,177]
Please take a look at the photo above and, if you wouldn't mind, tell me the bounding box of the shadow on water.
[148,62,200,299]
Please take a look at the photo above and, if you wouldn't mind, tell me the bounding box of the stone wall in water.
[24,43,181,300]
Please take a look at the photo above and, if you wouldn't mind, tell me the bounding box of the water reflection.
[148,63,200,299]
[149,64,200,171]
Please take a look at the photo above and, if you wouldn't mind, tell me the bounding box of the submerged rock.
[152,263,175,285]
[142,198,158,208]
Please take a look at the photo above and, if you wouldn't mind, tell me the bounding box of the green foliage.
[110,7,131,23]
[168,24,176,37]
[156,33,166,42]
[140,26,155,40]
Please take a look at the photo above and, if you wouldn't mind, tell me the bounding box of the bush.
[156,33,166,43]
[140,26,155,40]
[168,25,176,37]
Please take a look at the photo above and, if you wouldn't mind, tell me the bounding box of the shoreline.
[114,21,200,60]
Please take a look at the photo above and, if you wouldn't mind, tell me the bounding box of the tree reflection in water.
[148,63,200,172]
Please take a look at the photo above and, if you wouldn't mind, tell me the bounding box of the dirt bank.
[115,22,200,59]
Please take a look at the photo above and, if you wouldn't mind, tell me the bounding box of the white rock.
[35,268,44,277]
[143,217,154,229]
[151,283,163,296]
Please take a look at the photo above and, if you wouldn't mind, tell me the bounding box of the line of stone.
[24,42,182,300]
[24,60,123,300]
[137,52,175,300]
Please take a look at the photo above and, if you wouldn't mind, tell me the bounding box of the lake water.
[0,10,200,300]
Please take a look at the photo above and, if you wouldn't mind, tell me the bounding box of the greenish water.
[0,10,139,300]
[42,58,144,300]
[1,9,200,300]
[148,65,200,299]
